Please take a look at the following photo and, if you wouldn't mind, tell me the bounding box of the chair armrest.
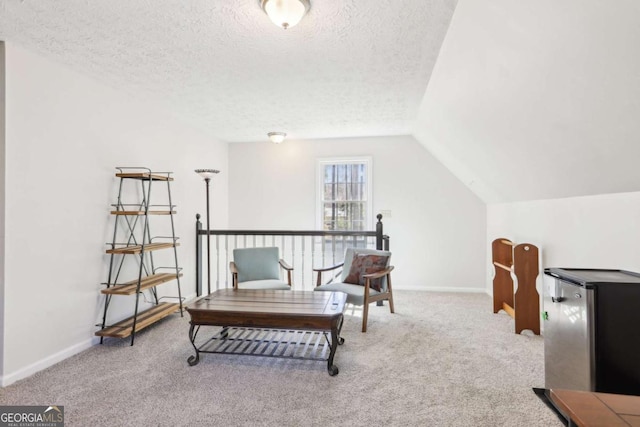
[279,259,293,271]
[314,263,345,287]
[362,265,394,280]
[229,262,238,289]
[312,263,344,273]
[278,259,293,287]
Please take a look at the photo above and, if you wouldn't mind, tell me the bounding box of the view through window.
[318,158,372,231]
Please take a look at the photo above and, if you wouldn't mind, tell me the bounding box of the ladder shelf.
[97,167,183,345]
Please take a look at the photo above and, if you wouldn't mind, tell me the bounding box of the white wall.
[228,135,486,292]
[0,42,6,379]
[1,42,228,385]
[413,0,640,203]
[487,191,640,294]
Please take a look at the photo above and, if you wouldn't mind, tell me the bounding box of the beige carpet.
[0,291,562,426]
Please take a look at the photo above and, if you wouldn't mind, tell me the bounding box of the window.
[317,157,372,231]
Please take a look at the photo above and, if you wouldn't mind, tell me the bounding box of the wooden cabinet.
[96,168,183,345]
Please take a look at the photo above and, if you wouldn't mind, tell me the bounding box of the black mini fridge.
[543,268,640,396]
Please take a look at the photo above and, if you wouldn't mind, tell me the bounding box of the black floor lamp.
[195,169,220,295]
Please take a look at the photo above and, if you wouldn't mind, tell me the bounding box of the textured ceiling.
[0,0,458,142]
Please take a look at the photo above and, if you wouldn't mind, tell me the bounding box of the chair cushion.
[238,280,291,290]
[233,247,281,283]
[344,253,389,291]
[314,282,380,306]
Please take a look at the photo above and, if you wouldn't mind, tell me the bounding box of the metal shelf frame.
[98,167,184,345]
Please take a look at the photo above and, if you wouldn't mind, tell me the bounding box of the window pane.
[324,165,334,184]
[323,183,333,200]
[319,160,369,231]
[322,201,367,231]
[337,183,347,201]
[335,165,341,183]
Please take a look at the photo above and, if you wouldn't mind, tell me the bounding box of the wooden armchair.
[313,248,394,332]
[230,247,293,290]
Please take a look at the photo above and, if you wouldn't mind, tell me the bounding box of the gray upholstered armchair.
[313,247,394,332]
[230,247,293,290]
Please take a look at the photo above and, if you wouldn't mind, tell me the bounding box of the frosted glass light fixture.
[195,169,220,180]
[268,132,287,144]
[260,0,310,30]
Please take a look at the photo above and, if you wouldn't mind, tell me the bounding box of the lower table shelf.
[192,327,334,361]
[96,302,179,338]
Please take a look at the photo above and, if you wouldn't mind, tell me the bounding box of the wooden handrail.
[196,214,390,249]
[199,229,378,237]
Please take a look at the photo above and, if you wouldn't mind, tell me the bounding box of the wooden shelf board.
[106,242,179,255]
[102,273,183,295]
[115,172,173,181]
[110,210,176,216]
[95,303,179,338]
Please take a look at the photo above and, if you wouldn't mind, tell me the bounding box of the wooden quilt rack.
[492,238,540,335]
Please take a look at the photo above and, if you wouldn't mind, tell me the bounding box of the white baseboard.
[182,292,197,303]
[1,296,198,387]
[394,285,489,294]
[1,336,99,387]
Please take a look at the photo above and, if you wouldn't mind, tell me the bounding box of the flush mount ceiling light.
[268,132,287,144]
[260,0,310,30]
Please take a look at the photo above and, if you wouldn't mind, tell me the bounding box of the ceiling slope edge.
[411,122,501,205]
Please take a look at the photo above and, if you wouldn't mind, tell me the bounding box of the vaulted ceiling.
[2,0,639,204]
[413,0,640,202]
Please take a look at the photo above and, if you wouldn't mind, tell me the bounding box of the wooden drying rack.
[492,238,540,335]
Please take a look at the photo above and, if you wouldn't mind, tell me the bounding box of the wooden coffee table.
[185,289,347,376]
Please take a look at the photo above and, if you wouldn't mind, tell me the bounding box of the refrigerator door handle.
[551,296,565,303]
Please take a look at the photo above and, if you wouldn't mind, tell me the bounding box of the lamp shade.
[260,0,310,30]
[195,169,220,180]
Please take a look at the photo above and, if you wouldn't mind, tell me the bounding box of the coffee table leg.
[187,323,200,366]
[220,326,229,339]
[327,326,339,376]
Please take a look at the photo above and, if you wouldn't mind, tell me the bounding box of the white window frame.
[316,156,373,231]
